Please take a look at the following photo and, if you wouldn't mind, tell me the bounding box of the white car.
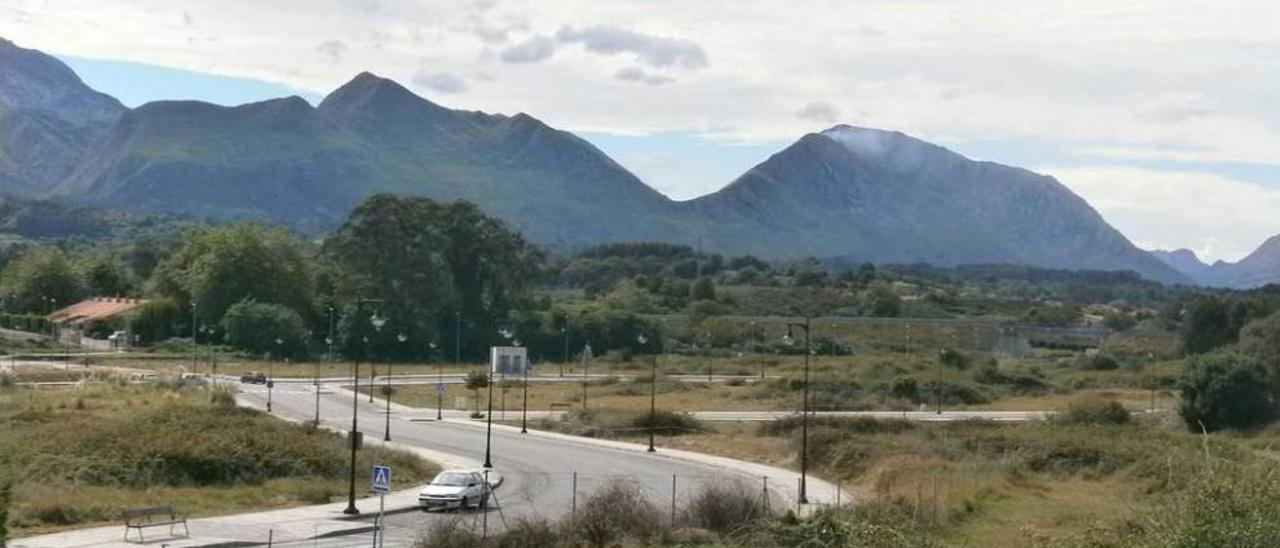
[418,470,490,511]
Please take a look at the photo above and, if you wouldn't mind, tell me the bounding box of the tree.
[1182,297,1234,354]
[325,195,541,361]
[127,298,182,345]
[0,247,83,313]
[863,285,901,317]
[220,301,308,359]
[1240,311,1280,398]
[1178,353,1274,432]
[464,369,490,415]
[79,253,134,297]
[690,277,716,301]
[151,223,315,328]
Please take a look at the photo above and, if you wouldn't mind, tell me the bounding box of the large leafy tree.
[150,223,315,328]
[324,195,541,360]
[1178,352,1274,432]
[1182,296,1234,354]
[0,247,83,313]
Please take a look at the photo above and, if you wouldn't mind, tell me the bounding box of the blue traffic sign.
[372,465,391,494]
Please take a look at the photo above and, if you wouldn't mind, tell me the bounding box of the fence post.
[797,477,802,514]
[837,482,842,506]
[761,476,770,514]
[571,471,578,523]
[670,474,677,527]
[267,529,273,547]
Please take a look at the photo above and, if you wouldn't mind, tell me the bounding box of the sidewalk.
[11,397,497,548]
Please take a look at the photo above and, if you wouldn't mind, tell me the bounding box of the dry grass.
[0,383,436,536]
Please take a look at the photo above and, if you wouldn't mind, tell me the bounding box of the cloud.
[459,14,529,44]
[1042,165,1280,262]
[499,36,557,63]
[1136,92,1218,124]
[413,70,468,94]
[556,25,708,69]
[795,101,840,123]
[315,39,347,60]
[615,67,673,86]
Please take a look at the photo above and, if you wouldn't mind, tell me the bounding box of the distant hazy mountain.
[0,38,125,196]
[0,37,1196,284]
[685,126,1189,284]
[1156,237,1280,288]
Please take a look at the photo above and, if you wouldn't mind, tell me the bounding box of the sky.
[3,0,1278,263]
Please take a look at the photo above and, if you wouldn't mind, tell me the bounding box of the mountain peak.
[320,72,435,112]
[0,37,124,127]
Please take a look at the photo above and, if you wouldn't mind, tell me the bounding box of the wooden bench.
[121,505,188,543]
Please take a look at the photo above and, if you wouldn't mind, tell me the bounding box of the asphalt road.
[239,383,794,546]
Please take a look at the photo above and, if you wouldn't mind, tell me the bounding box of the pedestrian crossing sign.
[372,465,391,494]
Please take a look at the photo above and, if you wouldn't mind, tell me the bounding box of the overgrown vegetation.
[0,383,434,535]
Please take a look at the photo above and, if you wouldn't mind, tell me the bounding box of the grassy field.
[0,382,437,537]
[527,406,1280,547]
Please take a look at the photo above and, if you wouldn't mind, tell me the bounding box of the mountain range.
[0,37,1229,285]
[1152,238,1280,288]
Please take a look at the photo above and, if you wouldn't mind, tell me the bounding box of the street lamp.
[484,327,515,467]
[385,333,406,441]
[430,341,442,420]
[581,342,592,409]
[190,302,198,376]
[560,327,568,378]
[345,298,384,515]
[782,316,812,504]
[369,313,386,403]
[638,334,656,453]
[268,337,282,412]
[519,338,530,434]
[204,326,217,387]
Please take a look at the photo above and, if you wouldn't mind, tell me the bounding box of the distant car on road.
[240,372,267,384]
[418,470,490,511]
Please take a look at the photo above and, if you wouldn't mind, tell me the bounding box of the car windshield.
[432,473,472,486]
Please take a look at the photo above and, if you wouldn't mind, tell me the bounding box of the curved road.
[238,382,830,545]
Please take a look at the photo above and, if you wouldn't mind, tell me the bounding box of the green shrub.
[221,301,308,359]
[572,481,661,547]
[1178,353,1274,432]
[1055,399,1130,425]
[684,482,772,534]
[631,410,706,436]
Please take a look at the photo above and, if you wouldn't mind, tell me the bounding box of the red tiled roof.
[46,297,147,325]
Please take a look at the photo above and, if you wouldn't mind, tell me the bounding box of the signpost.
[371,465,391,548]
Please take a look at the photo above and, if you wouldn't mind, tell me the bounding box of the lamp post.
[190,302,198,376]
[369,313,386,403]
[326,306,336,363]
[936,348,945,415]
[430,341,442,420]
[484,328,514,468]
[783,316,812,504]
[267,337,281,412]
[581,342,592,409]
[344,298,384,516]
[386,333,405,441]
[639,334,656,453]
[560,327,567,378]
[207,327,218,388]
[520,338,529,434]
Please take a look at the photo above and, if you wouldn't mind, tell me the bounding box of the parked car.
[418,470,490,511]
[240,372,267,384]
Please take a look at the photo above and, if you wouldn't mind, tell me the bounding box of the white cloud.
[555,25,707,69]
[412,70,468,94]
[1041,165,1280,262]
[499,35,556,63]
[315,39,347,61]
[795,101,839,123]
[615,67,673,86]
